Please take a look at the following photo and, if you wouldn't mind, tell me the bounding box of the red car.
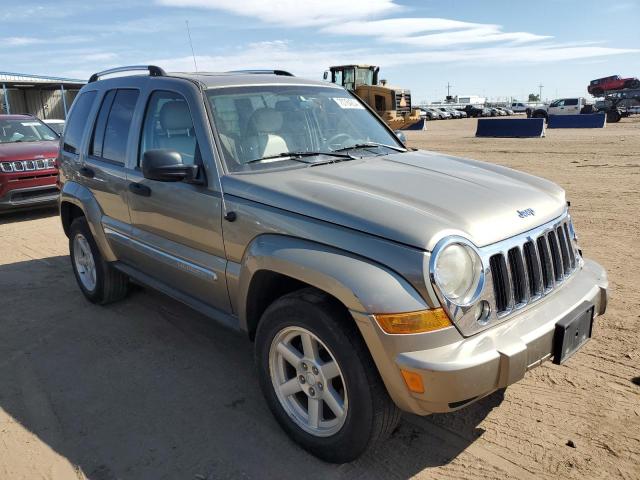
[0,114,60,212]
[588,75,640,96]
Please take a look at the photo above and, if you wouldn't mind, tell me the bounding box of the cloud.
[157,0,398,26]
[4,37,42,46]
[145,39,638,81]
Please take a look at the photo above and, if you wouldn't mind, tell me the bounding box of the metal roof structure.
[0,71,85,89]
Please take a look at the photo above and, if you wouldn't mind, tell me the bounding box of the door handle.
[129,182,151,197]
[79,166,95,178]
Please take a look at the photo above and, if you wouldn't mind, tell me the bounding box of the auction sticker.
[21,122,41,126]
[332,97,364,109]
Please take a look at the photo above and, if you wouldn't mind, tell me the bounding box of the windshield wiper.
[332,142,407,153]
[245,151,355,165]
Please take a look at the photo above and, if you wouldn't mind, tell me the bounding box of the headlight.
[432,240,483,305]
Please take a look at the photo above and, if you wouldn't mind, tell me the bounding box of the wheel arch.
[59,181,117,262]
[237,234,428,339]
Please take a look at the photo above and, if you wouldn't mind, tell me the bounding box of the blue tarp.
[547,114,606,129]
[476,118,545,138]
[400,118,427,130]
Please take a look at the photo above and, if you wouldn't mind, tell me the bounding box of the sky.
[1,0,639,102]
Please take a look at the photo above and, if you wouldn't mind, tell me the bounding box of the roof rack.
[226,69,295,77]
[88,65,166,83]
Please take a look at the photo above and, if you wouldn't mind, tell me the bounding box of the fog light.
[475,300,491,324]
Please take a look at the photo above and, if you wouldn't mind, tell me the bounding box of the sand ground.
[1,117,638,479]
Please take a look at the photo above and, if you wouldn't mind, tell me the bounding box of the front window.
[354,68,374,86]
[206,85,403,173]
[0,118,58,144]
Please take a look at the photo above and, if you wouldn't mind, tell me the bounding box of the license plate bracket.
[553,303,594,365]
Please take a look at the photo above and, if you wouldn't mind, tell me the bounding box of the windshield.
[206,85,403,172]
[0,118,58,144]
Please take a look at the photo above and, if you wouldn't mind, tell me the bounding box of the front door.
[125,88,230,312]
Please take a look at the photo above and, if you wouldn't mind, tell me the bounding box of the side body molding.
[236,234,429,331]
[59,181,117,262]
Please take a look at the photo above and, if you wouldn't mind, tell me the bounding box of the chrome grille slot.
[547,230,564,280]
[563,223,576,268]
[536,236,554,290]
[507,247,527,306]
[523,241,542,297]
[489,254,510,313]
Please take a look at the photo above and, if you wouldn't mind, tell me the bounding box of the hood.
[0,141,59,162]
[223,150,566,250]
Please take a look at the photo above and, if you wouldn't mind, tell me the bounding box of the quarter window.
[63,91,97,154]
[139,91,199,166]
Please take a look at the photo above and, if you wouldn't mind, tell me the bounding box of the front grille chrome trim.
[431,210,582,337]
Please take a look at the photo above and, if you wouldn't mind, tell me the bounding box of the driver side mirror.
[394,130,407,145]
[142,149,199,183]
[323,71,329,81]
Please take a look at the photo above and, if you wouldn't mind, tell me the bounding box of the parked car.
[59,65,608,464]
[461,105,485,118]
[438,107,461,119]
[588,75,640,96]
[43,119,65,135]
[418,107,438,120]
[434,108,452,119]
[510,102,529,113]
[528,98,594,119]
[0,114,59,212]
[497,107,514,115]
[481,107,492,117]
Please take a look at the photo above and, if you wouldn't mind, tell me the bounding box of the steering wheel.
[326,133,355,150]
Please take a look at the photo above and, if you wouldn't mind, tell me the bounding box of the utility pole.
[538,83,544,102]
[446,82,452,97]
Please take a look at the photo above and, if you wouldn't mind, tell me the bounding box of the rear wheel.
[69,217,129,304]
[255,288,400,463]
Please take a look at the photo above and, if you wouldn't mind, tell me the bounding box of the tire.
[255,288,400,463]
[69,217,129,304]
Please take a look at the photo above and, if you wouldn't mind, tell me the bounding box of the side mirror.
[394,130,407,144]
[142,149,199,182]
[323,71,328,80]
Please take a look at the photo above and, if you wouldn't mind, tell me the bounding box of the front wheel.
[255,289,400,463]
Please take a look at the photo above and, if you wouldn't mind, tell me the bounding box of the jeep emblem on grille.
[517,208,535,218]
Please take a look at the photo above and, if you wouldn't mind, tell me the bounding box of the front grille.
[489,216,579,316]
[0,159,56,173]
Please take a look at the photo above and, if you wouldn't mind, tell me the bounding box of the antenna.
[185,20,198,72]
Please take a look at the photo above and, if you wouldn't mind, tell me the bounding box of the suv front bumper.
[353,258,608,415]
[0,184,59,212]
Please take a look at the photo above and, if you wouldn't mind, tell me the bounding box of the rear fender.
[60,181,116,262]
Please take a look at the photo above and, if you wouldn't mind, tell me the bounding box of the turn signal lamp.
[374,308,452,334]
[400,370,425,394]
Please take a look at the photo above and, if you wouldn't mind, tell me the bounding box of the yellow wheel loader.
[324,65,426,130]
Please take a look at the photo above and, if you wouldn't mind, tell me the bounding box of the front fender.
[60,181,117,262]
[236,234,428,331]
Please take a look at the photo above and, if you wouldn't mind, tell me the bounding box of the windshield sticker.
[20,122,41,127]
[332,97,364,109]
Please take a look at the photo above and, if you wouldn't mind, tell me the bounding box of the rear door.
[125,84,230,313]
[82,88,140,257]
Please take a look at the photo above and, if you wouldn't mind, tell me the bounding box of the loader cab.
[326,65,380,91]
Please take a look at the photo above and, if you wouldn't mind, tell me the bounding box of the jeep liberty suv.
[58,66,608,463]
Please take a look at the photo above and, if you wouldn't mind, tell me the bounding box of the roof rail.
[88,65,166,83]
[226,69,295,77]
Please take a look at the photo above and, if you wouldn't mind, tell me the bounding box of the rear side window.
[564,99,579,106]
[63,91,97,154]
[90,89,139,164]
